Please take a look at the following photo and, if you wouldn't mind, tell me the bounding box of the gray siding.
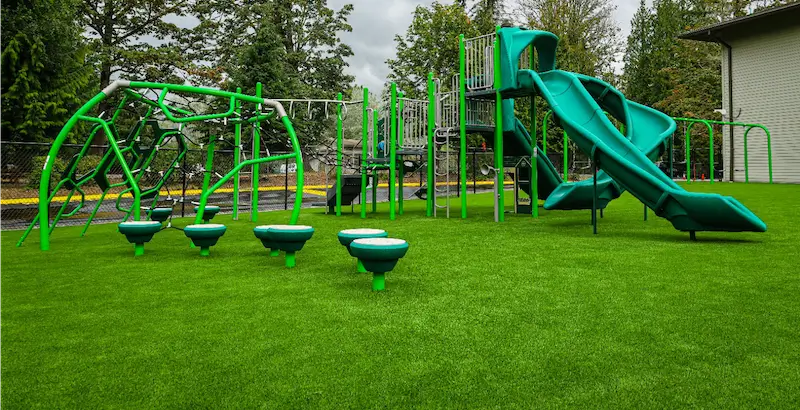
[721,23,800,183]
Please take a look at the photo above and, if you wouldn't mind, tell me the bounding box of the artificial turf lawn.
[2,182,800,408]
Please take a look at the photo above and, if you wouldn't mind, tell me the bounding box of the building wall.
[721,23,800,183]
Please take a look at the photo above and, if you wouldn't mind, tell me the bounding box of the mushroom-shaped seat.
[337,228,388,273]
[148,207,173,223]
[194,205,220,223]
[184,224,227,256]
[350,238,409,291]
[264,225,315,268]
[118,221,163,256]
[253,225,282,256]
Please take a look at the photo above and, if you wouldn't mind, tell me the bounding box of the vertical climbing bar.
[459,34,468,219]
[252,82,262,221]
[493,27,504,222]
[389,83,397,221]
[233,87,242,220]
[427,73,435,217]
[397,92,404,216]
[336,92,343,216]
[373,110,379,212]
[361,88,369,218]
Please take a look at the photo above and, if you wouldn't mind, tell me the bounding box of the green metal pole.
[743,125,749,183]
[285,114,305,225]
[372,272,386,291]
[336,92,343,216]
[389,83,397,221]
[767,127,773,184]
[372,110,379,212]
[709,123,715,184]
[37,92,107,250]
[458,34,468,219]
[233,87,242,220]
[397,92,405,215]
[493,27,504,222]
[427,73,435,217]
[529,45,538,218]
[252,82,262,222]
[361,88,369,219]
[285,252,296,268]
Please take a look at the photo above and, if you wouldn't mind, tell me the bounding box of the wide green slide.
[499,27,766,232]
[502,73,675,211]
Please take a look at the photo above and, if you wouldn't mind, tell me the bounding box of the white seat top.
[352,238,406,246]
[120,221,162,225]
[267,224,313,230]
[340,228,386,235]
[254,224,281,230]
[185,224,226,229]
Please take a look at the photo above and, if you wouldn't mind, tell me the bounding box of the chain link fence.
[1,141,509,232]
[0,141,321,230]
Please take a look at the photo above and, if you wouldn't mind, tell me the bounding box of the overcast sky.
[329,0,642,92]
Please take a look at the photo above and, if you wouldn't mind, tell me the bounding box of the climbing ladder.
[432,77,460,217]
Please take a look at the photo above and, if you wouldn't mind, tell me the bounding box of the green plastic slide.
[498,27,765,232]
[501,106,620,209]
[502,75,675,211]
[518,69,765,232]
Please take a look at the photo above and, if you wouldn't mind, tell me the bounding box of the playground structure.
[325,26,767,236]
[18,80,307,250]
[19,27,772,252]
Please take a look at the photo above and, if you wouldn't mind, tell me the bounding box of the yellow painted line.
[302,189,328,197]
[1,180,506,205]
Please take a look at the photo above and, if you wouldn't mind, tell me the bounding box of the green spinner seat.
[349,238,409,291]
[194,205,220,223]
[148,207,173,224]
[253,225,282,257]
[118,221,163,256]
[263,225,315,268]
[337,228,388,273]
[184,224,227,256]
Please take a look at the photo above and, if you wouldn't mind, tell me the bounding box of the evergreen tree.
[1,0,93,143]
[622,0,655,104]
[185,0,356,148]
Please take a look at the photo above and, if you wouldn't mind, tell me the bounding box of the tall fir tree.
[1,0,93,143]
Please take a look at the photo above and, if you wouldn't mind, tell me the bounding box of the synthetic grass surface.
[3,182,800,407]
